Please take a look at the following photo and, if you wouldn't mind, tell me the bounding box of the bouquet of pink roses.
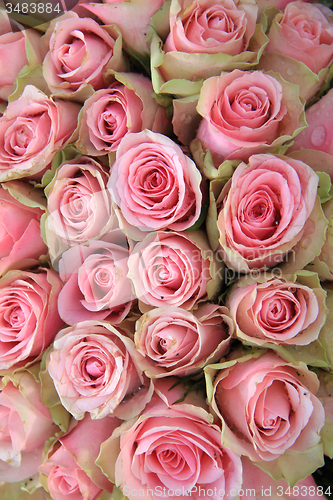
[1,0,333,499]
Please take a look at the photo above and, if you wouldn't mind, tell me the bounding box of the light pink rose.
[39,414,120,500]
[0,371,54,482]
[108,130,202,236]
[134,303,233,377]
[44,156,119,263]
[228,272,327,346]
[128,230,222,310]
[0,268,63,372]
[0,182,47,277]
[47,320,153,420]
[97,378,243,500]
[207,351,325,463]
[76,73,170,156]
[164,0,257,56]
[265,1,333,75]
[0,85,80,182]
[58,237,134,325]
[217,154,319,272]
[41,12,128,100]
[193,69,305,165]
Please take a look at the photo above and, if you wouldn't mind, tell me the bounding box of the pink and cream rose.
[193,69,305,165]
[58,237,134,325]
[0,85,80,182]
[228,272,327,346]
[41,12,128,100]
[216,154,319,272]
[39,414,120,500]
[108,130,202,236]
[128,230,222,310]
[75,73,170,156]
[47,320,153,420]
[206,351,325,465]
[134,303,233,377]
[0,371,54,482]
[97,378,243,500]
[0,182,47,277]
[0,268,63,372]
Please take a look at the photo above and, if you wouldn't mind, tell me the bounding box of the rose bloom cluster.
[1,1,333,500]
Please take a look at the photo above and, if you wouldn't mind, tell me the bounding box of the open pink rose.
[193,69,305,165]
[76,73,170,156]
[0,268,63,372]
[108,130,202,236]
[217,154,319,272]
[58,237,134,325]
[44,156,119,263]
[134,303,233,377]
[128,230,222,310]
[228,272,327,346]
[265,1,333,75]
[39,414,120,500]
[97,378,243,500]
[0,371,54,483]
[47,320,153,420]
[41,12,128,100]
[0,182,47,277]
[207,351,325,465]
[0,85,80,182]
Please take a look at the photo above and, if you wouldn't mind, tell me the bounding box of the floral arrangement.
[1,0,333,499]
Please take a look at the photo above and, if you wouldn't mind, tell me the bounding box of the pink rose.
[0,12,42,101]
[134,303,233,377]
[0,371,54,482]
[0,181,47,277]
[228,272,327,346]
[217,154,319,272]
[47,320,153,420]
[128,230,222,310]
[207,351,325,466]
[0,85,80,182]
[0,268,63,371]
[44,156,119,264]
[265,1,333,75]
[41,12,128,100]
[76,73,170,156]
[97,378,243,500]
[108,130,202,236]
[58,237,134,325]
[39,414,120,500]
[193,69,305,165]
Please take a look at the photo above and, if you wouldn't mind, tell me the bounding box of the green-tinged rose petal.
[0,483,47,500]
[316,285,333,370]
[317,172,333,204]
[9,65,49,104]
[2,180,46,210]
[317,372,333,458]
[190,138,240,181]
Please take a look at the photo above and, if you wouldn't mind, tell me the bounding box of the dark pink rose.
[207,351,325,464]
[58,237,134,325]
[0,268,63,372]
[217,154,319,272]
[0,85,80,182]
[47,320,153,420]
[41,12,128,100]
[128,230,222,310]
[97,378,243,500]
[228,272,327,346]
[39,414,120,500]
[108,130,202,236]
[76,73,170,156]
[194,69,305,165]
[0,371,54,482]
[0,181,47,277]
[135,303,233,377]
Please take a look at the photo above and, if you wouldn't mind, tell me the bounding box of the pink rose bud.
[47,320,153,420]
[0,86,80,182]
[0,371,54,483]
[0,268,63,372]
